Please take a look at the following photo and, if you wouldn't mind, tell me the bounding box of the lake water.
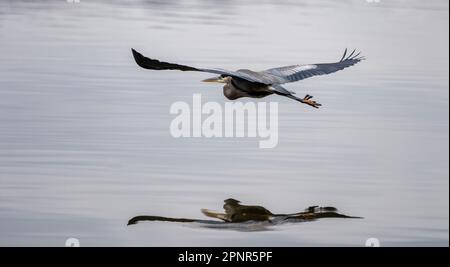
[0,0,448,246]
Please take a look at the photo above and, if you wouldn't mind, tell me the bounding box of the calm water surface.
[0,0,448,246]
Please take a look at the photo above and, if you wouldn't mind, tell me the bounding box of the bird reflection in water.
[128,199,361,231]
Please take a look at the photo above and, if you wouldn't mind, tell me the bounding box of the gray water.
[0,0,448,247]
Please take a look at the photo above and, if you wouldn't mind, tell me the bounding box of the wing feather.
[260,49,365,84]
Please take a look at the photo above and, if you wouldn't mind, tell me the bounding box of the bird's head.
[202,75,230,83]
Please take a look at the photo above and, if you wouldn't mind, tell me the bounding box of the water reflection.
[128,198,361,232]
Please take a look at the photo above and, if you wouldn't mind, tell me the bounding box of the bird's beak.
[202,76,225,83]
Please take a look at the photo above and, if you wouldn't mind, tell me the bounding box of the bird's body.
[222,198,273,222]
[222,76,272,100]
[131,48,365,108]
[201,199,274,222]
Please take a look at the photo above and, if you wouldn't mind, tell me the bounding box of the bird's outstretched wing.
[131,48,268,84]
[260,49,365,84]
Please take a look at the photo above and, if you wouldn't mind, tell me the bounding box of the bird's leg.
[300,94,321,109]
[282,93,322,108]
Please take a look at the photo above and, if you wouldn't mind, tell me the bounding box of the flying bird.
[131,48,364,109]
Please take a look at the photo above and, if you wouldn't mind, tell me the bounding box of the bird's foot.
[301,95,321,109]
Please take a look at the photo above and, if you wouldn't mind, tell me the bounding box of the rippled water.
[0,0,448,246]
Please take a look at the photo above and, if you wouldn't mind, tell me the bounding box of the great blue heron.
[131,48,364,109]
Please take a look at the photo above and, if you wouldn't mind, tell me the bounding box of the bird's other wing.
[131,49,268,84]
[260,49,365,84]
